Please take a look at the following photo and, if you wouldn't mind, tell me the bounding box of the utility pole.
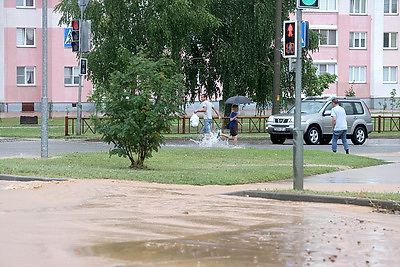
[41,0,48,158]
[293,8,304,190]
[76,0,89,135]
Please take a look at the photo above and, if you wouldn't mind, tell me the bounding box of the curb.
[0,174,68,182]
[225,190,400,211]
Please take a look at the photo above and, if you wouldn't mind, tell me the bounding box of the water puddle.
[85,226,291,266]
[83,219,398,266]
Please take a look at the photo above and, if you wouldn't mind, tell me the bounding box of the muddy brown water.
[0,179,399,266]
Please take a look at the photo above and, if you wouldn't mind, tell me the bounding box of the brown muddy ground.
[0,179,399,267]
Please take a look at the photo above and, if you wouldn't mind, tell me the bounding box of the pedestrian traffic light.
[297,0,319,9]
[71,20,80,52]
[80,58,88,75]
[283,21,297,58]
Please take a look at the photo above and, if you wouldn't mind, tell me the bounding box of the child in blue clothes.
[219,105,240,146]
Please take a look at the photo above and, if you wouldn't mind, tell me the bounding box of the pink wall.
[4,0,61,8]
[4,27,93,103]
[337,14,371,98]
[4,28,42,102]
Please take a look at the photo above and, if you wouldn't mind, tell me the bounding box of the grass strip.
[0,148,385,185]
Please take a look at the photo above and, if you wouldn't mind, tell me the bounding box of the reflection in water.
[88,227,291,266]
[86,213,399,266]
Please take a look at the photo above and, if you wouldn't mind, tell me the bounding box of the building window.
[317,29,337,46]
[350,0,367,14]
[383,66,398,83]
[384,0,398,14]
[384,32,397,49]
[349,32,366,48]
[314,63,337,75]
[349,66,366,83]
[64,67,80,86]
[16,28,35,47]
[16,0,34,8]
[319,0,337,11]
[17,67,35,85]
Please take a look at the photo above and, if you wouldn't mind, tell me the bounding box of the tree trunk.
[272,0,283,115]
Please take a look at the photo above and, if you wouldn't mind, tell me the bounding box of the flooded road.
[0,179,399,266]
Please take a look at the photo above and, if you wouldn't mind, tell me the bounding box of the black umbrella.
[224,95,252,105]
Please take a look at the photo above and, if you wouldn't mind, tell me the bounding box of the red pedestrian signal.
[71,20,80,52]
[283,21,297,58]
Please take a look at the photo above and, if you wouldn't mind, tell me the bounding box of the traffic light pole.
[293,8,304,190]
[76,9,84,135]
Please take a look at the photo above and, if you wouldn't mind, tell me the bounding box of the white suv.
[267,97,373,145]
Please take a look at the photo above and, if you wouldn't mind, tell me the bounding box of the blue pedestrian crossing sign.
[64,28,72,48]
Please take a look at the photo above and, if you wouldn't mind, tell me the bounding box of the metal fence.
[64,115,400,136]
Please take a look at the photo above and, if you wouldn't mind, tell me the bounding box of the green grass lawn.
[0,148,385,185]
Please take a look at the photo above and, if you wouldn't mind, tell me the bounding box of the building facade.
[1,0,399,113]
[0,0,93,113]
[302,0,399,108]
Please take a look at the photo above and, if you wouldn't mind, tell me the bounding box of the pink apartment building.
[0,0,93,113]
[0,0,399,113]
[302,0,399,108]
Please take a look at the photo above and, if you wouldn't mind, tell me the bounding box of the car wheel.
[351,126,367,145]
[270,134,286,144]
[320,135,332,145]
[304,126,321,145]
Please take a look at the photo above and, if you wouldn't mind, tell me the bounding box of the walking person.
[220,105,240,146]
[331,98,349,154]
[194,94,221,134]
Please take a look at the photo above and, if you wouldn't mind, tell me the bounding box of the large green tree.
[55,0,220,96]
[183,0,296,112]
[56,0,335,116]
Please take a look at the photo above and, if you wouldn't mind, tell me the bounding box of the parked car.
[267,96,373,145]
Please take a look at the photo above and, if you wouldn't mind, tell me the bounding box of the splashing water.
[190,129,230,148]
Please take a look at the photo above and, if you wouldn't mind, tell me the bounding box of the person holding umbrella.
[194,94,221,135]
[219,104,241,146]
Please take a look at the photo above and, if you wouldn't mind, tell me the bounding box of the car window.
[354,102,364,114]
[341,102,354,115]
[288,101,326,114]
[324,104,333,113]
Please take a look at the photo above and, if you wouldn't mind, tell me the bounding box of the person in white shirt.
[331,98,349,154]
[194,94,221,134]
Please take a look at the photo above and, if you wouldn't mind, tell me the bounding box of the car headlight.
[267,116,274,123]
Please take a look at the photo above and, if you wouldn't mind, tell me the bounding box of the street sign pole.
[293,8,304,190]
[76,8,83,135]
[76,0,88,135]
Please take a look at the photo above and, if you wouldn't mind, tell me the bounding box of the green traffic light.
[302,0,317,5]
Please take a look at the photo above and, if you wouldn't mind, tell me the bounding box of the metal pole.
[41,0,48,158]
[293,8,304,190]
[76,9,84,135]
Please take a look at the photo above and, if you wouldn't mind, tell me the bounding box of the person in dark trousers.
[219,105,240,146]
[331,98,349,154]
